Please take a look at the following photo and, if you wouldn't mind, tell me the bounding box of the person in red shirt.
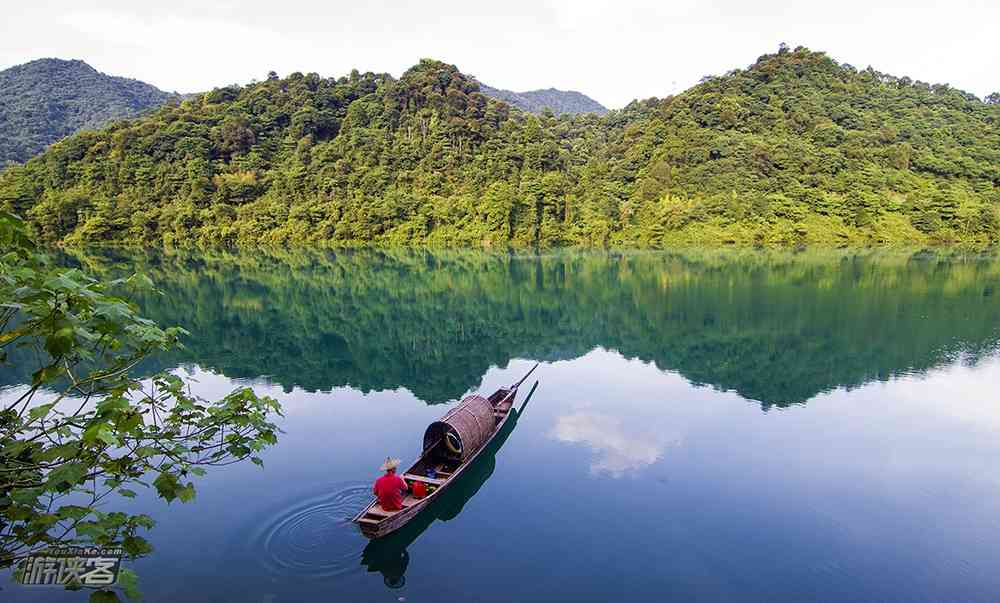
[373,457,409,511]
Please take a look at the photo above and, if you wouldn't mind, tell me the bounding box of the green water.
[31,247,1000,406]
[3,248,1000,601]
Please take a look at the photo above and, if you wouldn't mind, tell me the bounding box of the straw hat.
[379,457,401,471]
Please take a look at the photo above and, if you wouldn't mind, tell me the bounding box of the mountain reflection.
[5,248,997,408]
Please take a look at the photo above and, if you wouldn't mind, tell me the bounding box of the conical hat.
[379,457,401,471]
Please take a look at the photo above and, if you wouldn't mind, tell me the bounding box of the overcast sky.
[1,0,997,108]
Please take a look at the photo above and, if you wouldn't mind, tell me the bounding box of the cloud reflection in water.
[550,410,681,476]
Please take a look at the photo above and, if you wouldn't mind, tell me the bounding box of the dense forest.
[0,58,177,165]
[4,247,996,408]
[1,46,998,247]
[478,84,608,115]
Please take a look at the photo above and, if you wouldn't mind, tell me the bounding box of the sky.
[1,0,997,109]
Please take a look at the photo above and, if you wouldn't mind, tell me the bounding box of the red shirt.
[374,473,407,511]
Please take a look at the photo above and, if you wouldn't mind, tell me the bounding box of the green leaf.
[2,439,31,457]
[76,522,109,540]
[43,272,84,293]
[117,412,143,432]
[118,568,142,601]
[31,513,60,528]
[31,364,63,385]
[97,397,132,415]
[28,402,56,421]
[44,325,76,357]
[96,429,120,446]
[118,489,137,498]
[83,422,120,447]
[56,504,91,520]
[47,462,87,488]
[37,441,80,462]
[134,445,159,458]
[122,535,153,557]
[11,487,43,506]
[90,590,122,603]
[176,482,196,503]
[152,472,179,503]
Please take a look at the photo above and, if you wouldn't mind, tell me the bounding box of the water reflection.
[4,343,1000,601]
[8,248,989,411]
[551,411,681,476]
[247,482,372,579]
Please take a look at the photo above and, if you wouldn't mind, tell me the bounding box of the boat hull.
[353,384,521,539]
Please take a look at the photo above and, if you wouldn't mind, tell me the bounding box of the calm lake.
[3,248,1000,602]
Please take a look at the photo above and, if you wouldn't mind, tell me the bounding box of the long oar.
[510,362,539,390]
[493,363,538,409]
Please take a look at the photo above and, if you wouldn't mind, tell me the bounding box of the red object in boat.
[411,480,427,498]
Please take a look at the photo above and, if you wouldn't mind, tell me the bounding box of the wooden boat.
[353,364,538,539]
[361,380,537,587]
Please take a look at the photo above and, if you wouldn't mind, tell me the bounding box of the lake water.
[3,248,1000,602]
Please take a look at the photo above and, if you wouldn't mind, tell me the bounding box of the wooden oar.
[510,362,539,390]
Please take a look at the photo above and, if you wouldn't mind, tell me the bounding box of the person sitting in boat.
[373,457,409,511]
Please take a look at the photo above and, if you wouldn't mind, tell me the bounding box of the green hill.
[478,84,608,115]
[0,58,177,165]
[1,47,998,247]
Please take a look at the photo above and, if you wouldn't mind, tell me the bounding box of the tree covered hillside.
[1,47,998,247]
[0,58,177,165]
[478,84,608,115]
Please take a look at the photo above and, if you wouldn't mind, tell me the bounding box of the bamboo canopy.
[423,394,495,461]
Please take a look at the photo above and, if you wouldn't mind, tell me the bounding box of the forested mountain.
[478,84,608,115]
[0,58,177,165]
[1,47,998,248]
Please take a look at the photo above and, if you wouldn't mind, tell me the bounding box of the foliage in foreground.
[0,211,282,600]
[0,46,998,248]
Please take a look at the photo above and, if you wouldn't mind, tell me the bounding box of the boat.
[352,364,538,539]
[361,379,537,587]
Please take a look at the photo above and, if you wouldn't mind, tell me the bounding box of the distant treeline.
[1,46,998,247]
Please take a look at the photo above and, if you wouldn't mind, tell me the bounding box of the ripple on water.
[247,481,372,579]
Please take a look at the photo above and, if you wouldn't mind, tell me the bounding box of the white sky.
[1,0,997,109]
